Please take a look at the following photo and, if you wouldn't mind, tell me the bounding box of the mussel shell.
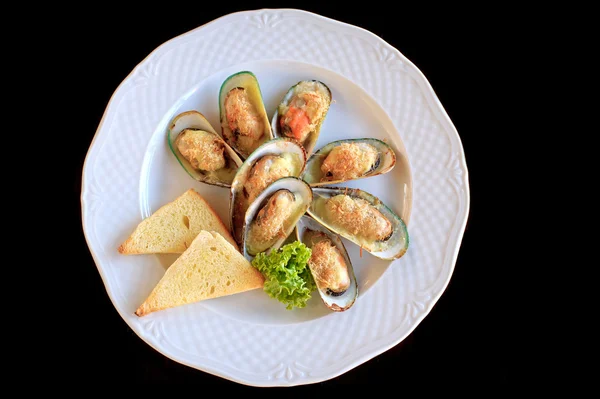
[271,80,332,157]
[242,177,313,261]
[302,138,396,186]
[229,138,307,246]
[306,187,409,260]
[218,71,273,159]
[167,110,243,188]
[296,215,358,311]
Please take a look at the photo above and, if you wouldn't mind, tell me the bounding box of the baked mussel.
[271,80,332,156]
[167,110,243,188]
[302,138,396,186]
[219,71,273,159]
[296,215,358,311]
[229,138,307,246]
[306,187,409,260]
[242,177,312,261]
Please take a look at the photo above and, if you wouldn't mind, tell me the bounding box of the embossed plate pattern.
[81,9,469,386]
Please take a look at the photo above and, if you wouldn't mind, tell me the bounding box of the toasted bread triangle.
[135,230,264,316]
[118,189,237,254]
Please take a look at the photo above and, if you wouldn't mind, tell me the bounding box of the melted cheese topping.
[244,155,294,204]
[175,129,226,172]
[246,190,296,255]
[324,195,392,242]
[321,142,378,182]
[224,88,264,153]
[279,81,329,143]
[308,236,350,293]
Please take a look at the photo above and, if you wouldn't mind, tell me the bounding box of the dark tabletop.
[71,4,503,388]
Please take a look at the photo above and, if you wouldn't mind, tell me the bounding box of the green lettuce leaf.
[251,241,316,310]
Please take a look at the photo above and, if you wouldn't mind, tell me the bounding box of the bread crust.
[117,238,136,254]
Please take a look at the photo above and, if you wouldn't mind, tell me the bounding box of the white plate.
[81,9,469,386]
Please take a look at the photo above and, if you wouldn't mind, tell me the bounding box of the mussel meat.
[245,189,296,256]
[167,110,243,188]
[324,194,393,243]
[307,232,350,296]
[229,138,306,246]
[242,177,312,260]
[219,71,273,158]
[307,187,409,260]
[175,129,227,172]
[302,138,396,186]
[272,80,331,156]
[296,216,358,311]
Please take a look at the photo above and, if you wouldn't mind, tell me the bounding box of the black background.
[70,4,505,388]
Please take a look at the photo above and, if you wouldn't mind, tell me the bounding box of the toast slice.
[118,189,237,254]
[135,230,264,316]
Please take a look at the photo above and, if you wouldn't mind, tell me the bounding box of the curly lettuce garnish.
[251,241,316,310]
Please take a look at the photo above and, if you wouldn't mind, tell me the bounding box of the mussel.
[242,177,312,261]
[306,187,409,260]
[302,138,396,186]
[229,138,307,246]
[296,216,358,311]
[167,110,243,188]
[271,80,332,156]
[219,71,273,159]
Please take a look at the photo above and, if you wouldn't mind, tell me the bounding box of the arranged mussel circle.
[167,110,243,188]
[306,187,409,260]
[164,71,412,315]
[242,177,312,261]
[219,71,273,159]
[271,80,332,156]
[296,215,358,311]
[302,138,396,186]
[229,138,307,246]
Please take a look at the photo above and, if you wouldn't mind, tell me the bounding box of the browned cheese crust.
[244,155,294,204]
[321,142,378,182]
[175,129,226,171]
[224,88,264,154]
[324,195,392,242]
[308,236,350,293]
[246,190,295,254]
